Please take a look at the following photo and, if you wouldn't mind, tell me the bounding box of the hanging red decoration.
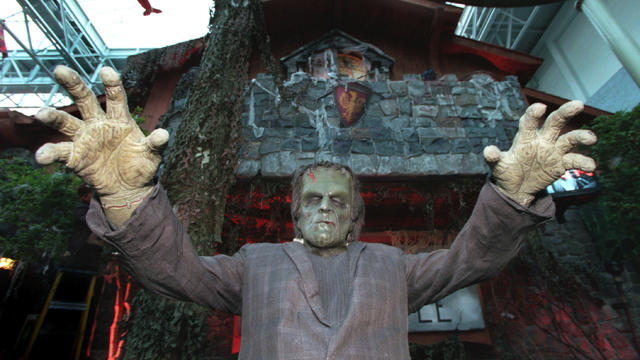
[136,0,162,16]
[0,21,8,58]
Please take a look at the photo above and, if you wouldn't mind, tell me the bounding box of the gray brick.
[260,152,279,176]
[389,81,408,96]
[406,142,423,157]
[413,116,433,127]
[352,128,371,140]
[377,156,406,175]
[401,128,418,142]
[413,105,439,118]
[352,139,374,154]
[376,141,403,156]
[350,154,378,175]
[380,99,399,116]
[236,160,260,177]
[392,116,410,128]
[417,127,445,138]
[281,138,301,151]
[259,137,281,154]
[436,94,454,106]
[332,138,352,154]
[302,135,319,152]
[422,138,451,154]
[369,81,390,95]
[451,139,471,154]
[460,106,483,119]
[398,97,412,115]
[454,94,479,106]
[241,142,260,159]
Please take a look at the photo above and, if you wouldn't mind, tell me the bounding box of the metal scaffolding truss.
[454,3,563,54]
[1,0,149,110]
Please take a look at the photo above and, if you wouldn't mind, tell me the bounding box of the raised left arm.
[484,100,597,207]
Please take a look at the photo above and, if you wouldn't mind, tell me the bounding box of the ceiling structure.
[1,0,561,113]
[1,0,148,112]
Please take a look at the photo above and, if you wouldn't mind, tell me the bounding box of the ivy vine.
[0,157,82,262]
[580,103,640,270]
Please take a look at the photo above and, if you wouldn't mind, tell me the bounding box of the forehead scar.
[308,172,315,184]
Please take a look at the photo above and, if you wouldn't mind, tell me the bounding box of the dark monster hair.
[290,161,365,242]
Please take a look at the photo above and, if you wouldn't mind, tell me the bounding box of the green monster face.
[297,167,353,253]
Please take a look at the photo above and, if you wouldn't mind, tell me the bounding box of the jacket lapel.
[283,242,328,326]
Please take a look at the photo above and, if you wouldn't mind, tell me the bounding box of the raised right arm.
[87,184,244,313]
[34,66,243,313]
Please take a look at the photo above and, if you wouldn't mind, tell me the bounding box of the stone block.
[406,142,422,157]
[295,128,316,137]
[467,127,496,138]
[371,127,390,140]
[422,138,450,154]
[349,154,378,175]
[416,127,445,139]
[296,152,316,168]
[380,99,399,116]
[451,139,471,154]
[414,96,436,105]
[240,142,261,160]
[375,141,403,156]
[398,97,412,116]
[454,94,479,107]
[392,116,410,128]
[377,156,406,175]
[302,135,319,152]
[401,128,418,142]
[469,138,484,154]
[413,116,434,127]
[363,115,384,128]
[259,137,281,154]
[235,160,260,177]
[332,138,352,154]
[255,109,276,127]
[369,81,390,95]
[260,152,280,176]
[438,106,459,118]
[451,86,467,95]
[281,138,301,151]
[279,151,298,175]
[405,154,439,175]
[436,94,454,106]
[459,106,483,119]
[352,139,374,154]
[434,117,462,128]
[352,127,371,140]
[389,81,408,96]
[407,81,426,98]
[326,116,341,128]
[413,105,439,118]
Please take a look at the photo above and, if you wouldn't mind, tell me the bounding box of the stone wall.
[236,72,528,177]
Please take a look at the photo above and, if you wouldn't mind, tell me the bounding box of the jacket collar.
[283,240,366,327]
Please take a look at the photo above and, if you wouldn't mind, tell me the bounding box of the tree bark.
[123,1,276,358]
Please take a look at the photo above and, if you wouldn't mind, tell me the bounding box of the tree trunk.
[123,1,276,358]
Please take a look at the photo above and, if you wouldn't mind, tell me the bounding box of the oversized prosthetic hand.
[484,101,597,207]
[34,65,169,227]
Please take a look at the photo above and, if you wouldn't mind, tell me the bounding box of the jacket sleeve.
[405,182,554,313]
[86,184,244,314]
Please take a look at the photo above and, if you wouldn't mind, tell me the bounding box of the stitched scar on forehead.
[308,172,315,184]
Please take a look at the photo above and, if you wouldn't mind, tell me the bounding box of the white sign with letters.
[408,284,485,332]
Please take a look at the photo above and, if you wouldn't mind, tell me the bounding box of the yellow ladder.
[24,269,97,360]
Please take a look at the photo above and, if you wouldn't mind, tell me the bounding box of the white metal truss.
[1,0,149,111]
[455,5,549,53]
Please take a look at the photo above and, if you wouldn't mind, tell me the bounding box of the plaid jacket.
[87,182,553,359]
